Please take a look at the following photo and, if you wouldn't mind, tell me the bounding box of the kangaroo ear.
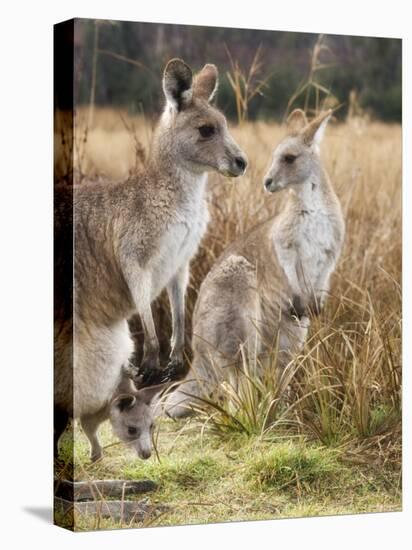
[111,394,136,412]
[302,110,332,146]
[287,109,308,134]
[138,383,169,405]
[193,64,218,102]
[163,58,193,112]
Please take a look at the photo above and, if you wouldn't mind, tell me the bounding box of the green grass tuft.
[123,454,224,490]
[244,441,342,491]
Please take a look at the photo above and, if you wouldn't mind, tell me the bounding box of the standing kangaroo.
[54,59,247,450]
[164,109,345,417]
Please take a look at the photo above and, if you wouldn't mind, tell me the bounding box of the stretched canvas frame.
[54,18,402,531]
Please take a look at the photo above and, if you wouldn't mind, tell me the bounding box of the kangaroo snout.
[138,448,152,460]
[263,171,284,193]
[264,176,273,191]
[264,175,281,193]
[223,152,248,177]
[233,154,248,174]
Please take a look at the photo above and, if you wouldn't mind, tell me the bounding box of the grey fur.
[164,110,345,417]
[55,369,167,462]
[54,59,246,451]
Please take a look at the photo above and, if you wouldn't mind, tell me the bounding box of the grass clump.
[65,418,401,531]
[244,441,342,492]
[123,454,224,490]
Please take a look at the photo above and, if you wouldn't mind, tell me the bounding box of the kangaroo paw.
[123,364,144,387]
[90,449,103,463]
[138,365,168,387]
[164,358,188,382]
[289,294,306,319]
[137,360,188,387]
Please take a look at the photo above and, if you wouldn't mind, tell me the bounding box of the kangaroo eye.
[128,426,139,437]
[198,125,215,138]
[283,154,297,164]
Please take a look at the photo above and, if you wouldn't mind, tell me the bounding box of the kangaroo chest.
[151,197,210,299]
[275,209,338,296]
[297,212,336,283]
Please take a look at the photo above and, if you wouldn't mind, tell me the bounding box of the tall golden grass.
[60,106,401,464]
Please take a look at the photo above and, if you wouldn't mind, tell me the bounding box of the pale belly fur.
[297,214,335,290]
[73,319,134,418]
[275,212,336,297]
[150,205,210,300]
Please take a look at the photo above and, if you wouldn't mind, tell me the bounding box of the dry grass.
[66,107,402,442]
[55,106,401,529]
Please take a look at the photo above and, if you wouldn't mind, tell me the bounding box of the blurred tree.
[74,19,401,122]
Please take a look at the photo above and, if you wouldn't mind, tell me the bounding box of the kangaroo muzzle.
[221,149,248,177]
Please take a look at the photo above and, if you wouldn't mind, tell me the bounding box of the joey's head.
[159,58,247,178]
[263,109,332,193]
[109,384,166,460]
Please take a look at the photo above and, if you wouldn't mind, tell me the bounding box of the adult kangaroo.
[163,109,345,418]
[54,59,247,449]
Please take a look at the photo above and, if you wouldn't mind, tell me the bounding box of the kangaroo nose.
[235,156,247,172]
[264,177,273,190]
[139,448,152,460]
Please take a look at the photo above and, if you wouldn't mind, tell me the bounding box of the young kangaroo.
[55,369,166,462]
[164,109,345,417]
[54,59,247,447]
